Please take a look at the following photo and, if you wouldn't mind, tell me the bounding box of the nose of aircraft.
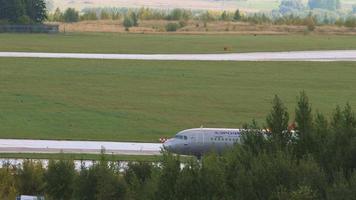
[163,139,174,151]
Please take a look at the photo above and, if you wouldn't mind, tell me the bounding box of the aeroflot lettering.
[214,131,240,135]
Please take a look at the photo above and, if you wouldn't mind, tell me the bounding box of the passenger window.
[184,136,187,140]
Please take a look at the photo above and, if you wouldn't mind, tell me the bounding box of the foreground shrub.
[166,23,180,32]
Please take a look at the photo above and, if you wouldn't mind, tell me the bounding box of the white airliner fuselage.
[163,128,242,157]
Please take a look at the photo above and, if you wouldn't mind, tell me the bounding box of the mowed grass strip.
[0,58,355,142]
[0,153,163,162]
[0,33,356,54]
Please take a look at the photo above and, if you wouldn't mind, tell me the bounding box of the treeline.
[48,6,356,30]
[1,92,356,199]
[0,0,47,24]
[48,7,231,23]
[45,0,356,30]
[1,0,356,28]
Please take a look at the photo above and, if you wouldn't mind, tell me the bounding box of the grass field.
[0,58,355,142]
[1,33,356,54]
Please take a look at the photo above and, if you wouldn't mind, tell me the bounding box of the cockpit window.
[175,135,184,139]
[175,135,188,140]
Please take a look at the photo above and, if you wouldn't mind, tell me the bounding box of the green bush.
[63,8,79,23]
[345,17,356,28]
[17,15,32,24]
[165,23,180,32]
[123,15,134,31]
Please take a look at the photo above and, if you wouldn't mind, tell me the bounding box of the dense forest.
[0,0,47,24]
[1,92,355,199]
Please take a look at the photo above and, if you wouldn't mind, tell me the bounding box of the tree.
[125,162,152,186]
[221,11,229,21]
[81,10,98,21]
[167,8,192,21]
[63,8,79,23]
[174,160,201,200]
[74,153,127,200]
[290,186,318,200]
[200,153,227,200]
[0,164,17,199]
[165,22,180,32]
[155,151,180,200]
[0,0,47,24]
[95,156,126,200]
[8,0,26,23]
[312,112,334,178]
[16,160,45,196]
[45,159,76,200]
[334,104,356,176]
[294,91,314,157]
[0,0,11,21]
[130,12,139,26]
[326,171,356,199]
[123,15,134,31]
[345,17,356,28]
[233,9,241,21]
[25,0,47,23]
[266,95,290,148]
[52,7,63,22]
[74,164,97,200]
[125,162,154,200]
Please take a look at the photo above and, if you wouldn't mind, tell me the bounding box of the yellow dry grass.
[56,20,356,35]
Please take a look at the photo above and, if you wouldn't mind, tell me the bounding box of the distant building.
[0,24,59,33]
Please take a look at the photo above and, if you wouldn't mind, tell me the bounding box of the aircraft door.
[195,131,205,154]
[196,131,204,145]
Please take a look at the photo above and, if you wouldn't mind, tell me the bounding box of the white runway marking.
[0,139,163,155]
[0,50,356,61]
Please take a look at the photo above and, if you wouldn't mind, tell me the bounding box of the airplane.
[163,127,296,157]
[162,128,243,157]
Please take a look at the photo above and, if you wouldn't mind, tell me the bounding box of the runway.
[1,50,356,61]
[0,50,355,156]
[0,139,163,155]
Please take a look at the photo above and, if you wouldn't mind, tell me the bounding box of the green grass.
[0,33,356,54]
[0,58,356,142]
[0,153,163,161]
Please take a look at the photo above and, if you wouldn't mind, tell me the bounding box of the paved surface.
[1,50,356,61]
[0,139,163,155]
